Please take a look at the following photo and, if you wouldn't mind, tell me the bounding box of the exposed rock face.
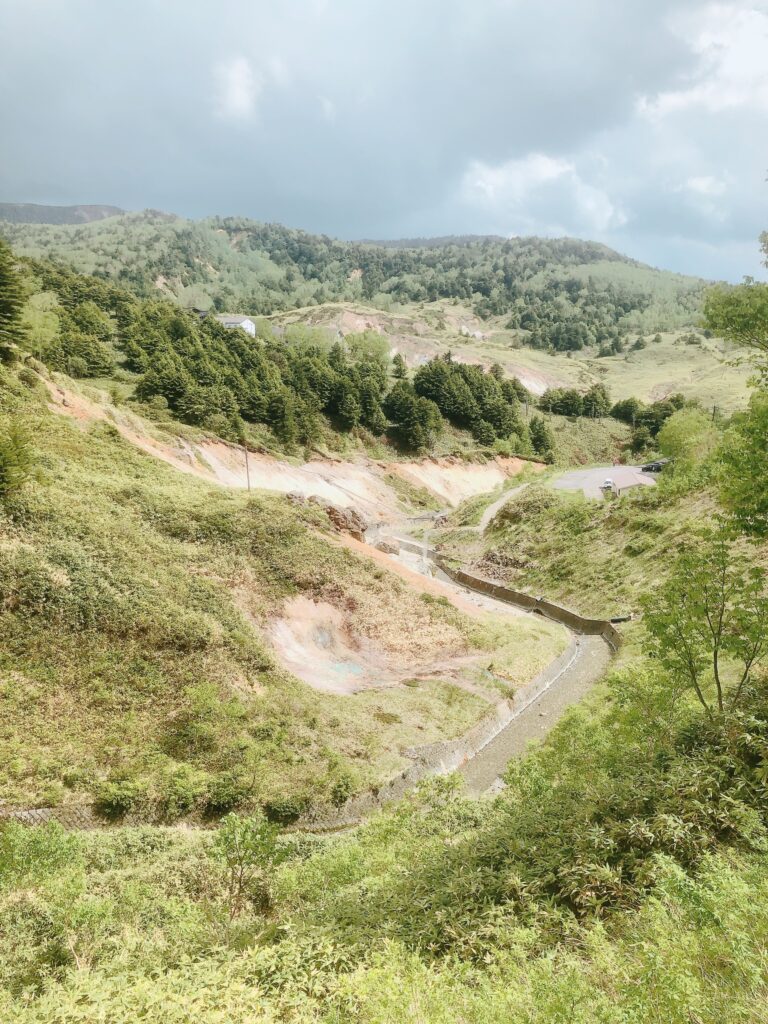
[320,502,368,541]
[375,539,400,556]
[290,494,368,540]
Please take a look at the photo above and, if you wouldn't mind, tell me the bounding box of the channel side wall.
[434,557,622,650]
[0,640,582,833]
[297,636,580,829]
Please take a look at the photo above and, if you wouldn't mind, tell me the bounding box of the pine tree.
[392,353,408,379]
[0,240,26,363]
[267,391,299,448]
[529,414,556,462]
[0,422,34,499]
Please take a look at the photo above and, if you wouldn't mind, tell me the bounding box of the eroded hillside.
[0,364,565,818]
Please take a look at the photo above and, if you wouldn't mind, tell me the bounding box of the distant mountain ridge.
[0,202,124,225]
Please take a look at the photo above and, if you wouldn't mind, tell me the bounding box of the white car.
[602,477,614,489]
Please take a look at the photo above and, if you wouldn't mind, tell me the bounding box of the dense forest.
[0,211,707,350]
[3,239,707,462]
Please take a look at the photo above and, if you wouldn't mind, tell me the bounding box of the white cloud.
[639,3,768,118]
[461,152,626,234]
[214,56,261,120]
[684,175,728,197]
[463,153,571,204]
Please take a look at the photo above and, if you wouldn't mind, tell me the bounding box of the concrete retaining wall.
[435,558,622,650]
[0,805,102,829]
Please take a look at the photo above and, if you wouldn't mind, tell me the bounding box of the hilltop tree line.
[1,213,705,350]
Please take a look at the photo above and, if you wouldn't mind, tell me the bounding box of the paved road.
[553,465,656,500]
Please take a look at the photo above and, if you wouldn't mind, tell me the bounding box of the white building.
[214,314,256,337]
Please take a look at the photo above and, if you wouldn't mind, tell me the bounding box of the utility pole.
[243,441,251,492]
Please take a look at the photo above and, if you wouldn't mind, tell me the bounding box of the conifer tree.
[0,240,26,363]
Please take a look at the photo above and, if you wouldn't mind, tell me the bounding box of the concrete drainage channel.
[0,522,619,833]
[366,531,617,799]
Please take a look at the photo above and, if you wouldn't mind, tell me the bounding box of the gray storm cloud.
[0,0,766,279]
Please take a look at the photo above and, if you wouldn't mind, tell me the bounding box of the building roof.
[214,314,254,326]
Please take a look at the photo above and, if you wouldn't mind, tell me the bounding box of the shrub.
[0,422,34,501]
[205,772,253,815]
[157,765,209,820]
[0,822,79,885]
[263,794,310,824]
[94,779,148,819]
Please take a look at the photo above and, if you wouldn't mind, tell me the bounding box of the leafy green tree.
[657,407,718,471]
[704,280,768,363]
[611,397,643,425]
[630,425,652,454]
[345,329,390,368]
[0,239,26,362]
[642,530,768,717]
[582,383,611,418]
[718,391,768,536]
[210,812,285,920]
[539,387,583,416]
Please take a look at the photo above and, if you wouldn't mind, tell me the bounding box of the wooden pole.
[243,442,251,492]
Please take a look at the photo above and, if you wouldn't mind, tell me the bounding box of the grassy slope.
[0,367,566,816]
[440,477,718,619]
[2,673,767,1023]
[477,330,752,412]
[273,299,751,413]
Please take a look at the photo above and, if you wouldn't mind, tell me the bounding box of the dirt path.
[476,482,529,532]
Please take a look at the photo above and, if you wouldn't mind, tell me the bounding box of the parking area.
[552,465,657,500]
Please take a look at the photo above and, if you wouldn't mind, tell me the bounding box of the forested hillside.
[11,242,634,462]
[0,210,706,347]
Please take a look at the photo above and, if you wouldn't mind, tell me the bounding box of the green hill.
[0,209,707,341]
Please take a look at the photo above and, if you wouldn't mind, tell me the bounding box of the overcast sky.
[1,0,767,281]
